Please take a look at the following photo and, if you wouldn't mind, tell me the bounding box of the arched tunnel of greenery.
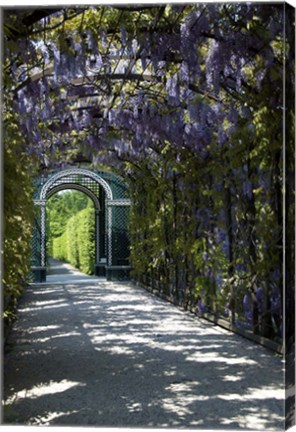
[47,191,95,275]
[2,4,295,354]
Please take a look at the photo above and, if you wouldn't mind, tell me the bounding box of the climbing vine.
[2,108,36,332]
[2,4,295,344]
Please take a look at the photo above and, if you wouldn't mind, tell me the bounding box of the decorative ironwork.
[107,199,131,206]
[31,168,131,282]
[34,199,47,206]
[107,207,113,266]
[112,205,131,265]
[47,184,101,210]
[31,215,42,267]
[40,204,46,267]
[95,210,100,263]
[40,168,113,200]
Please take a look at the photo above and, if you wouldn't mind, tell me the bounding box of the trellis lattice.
[40,168,113,201]
[111,205,131,266]
[31,168,131,282]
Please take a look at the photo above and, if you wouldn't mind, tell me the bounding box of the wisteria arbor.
[2,4,295,351]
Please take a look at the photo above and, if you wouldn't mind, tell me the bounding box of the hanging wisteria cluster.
[4,4,284,167]
[3,4,295,344]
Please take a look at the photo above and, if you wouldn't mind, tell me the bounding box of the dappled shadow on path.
[3,281,284,429]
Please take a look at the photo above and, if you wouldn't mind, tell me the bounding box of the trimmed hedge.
[77,208,96,274]
[52,231,68,263]
[52,207,95,274]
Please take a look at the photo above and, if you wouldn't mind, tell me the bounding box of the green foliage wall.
[77,208,96,274]
[47,191,91,256]
[52,231,68,263]
[51,206,95,275]
[127,119,284,343]
[3,111,36,330]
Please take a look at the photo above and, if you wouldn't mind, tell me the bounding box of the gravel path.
[3,261,284,429]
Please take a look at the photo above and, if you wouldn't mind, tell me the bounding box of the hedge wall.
[52,207,95,275]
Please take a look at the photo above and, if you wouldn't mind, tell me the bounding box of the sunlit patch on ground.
[3,272,284,429]
[5,380,84,404]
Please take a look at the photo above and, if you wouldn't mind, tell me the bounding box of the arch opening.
[40,168,113,202]
[31,168,131,283]
[47,184,101,212]
[46,189,98,276]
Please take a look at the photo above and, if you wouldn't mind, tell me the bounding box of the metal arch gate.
[30,168,131,282]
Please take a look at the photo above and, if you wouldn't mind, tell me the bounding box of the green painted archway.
[31,168,131,282]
